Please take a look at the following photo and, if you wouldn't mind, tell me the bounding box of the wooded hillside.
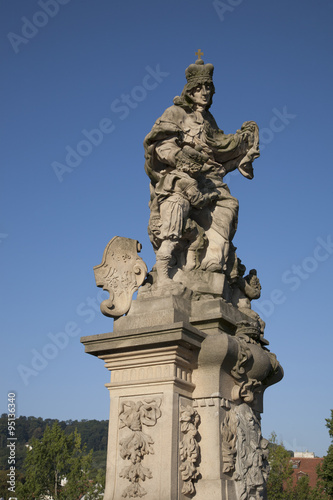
[0,414,108,473]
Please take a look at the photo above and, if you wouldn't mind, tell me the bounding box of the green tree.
[0,469,24,500]
[16,421,93,499]
[316,410,333,499]
[290,475,311,500]
[309,485,330,500]
[267,432,293,500]
[82,469,105,499]
[58,430,93,500]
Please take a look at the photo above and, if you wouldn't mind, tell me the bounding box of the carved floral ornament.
[179,405,200,496]
[118,398,162,498]
[221,404,269,500]
[221,409,237,475]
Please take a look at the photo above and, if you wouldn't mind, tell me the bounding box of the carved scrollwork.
[231,335,262,404]
[119,398,162,498]
[179,405,200,496]
[231,336,251,381]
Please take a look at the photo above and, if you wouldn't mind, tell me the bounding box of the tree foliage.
[0,415,107,499]
[316,410,333,499]
[0,414,108,472]
[266,417,333,500]
[267,432,293,500]
[290,475,311,500]
[16,421,93,499]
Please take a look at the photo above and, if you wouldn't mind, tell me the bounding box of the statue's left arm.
[205,113,260,180]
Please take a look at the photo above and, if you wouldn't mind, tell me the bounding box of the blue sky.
[1,0,333,458]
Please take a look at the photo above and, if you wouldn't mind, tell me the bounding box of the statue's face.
[190,82,212,107]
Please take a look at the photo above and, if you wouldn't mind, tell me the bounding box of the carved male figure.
[151,146,218,283]
[144,53,260,283]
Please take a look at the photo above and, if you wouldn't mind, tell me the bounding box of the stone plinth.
[81,295,283,500]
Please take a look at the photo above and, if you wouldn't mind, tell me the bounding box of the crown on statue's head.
[185,50,214,86]
[185,58,214,85]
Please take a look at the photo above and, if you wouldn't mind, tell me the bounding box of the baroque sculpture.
[143,51,259,296]
[82,50,283,500]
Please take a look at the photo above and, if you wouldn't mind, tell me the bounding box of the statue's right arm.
[155,137,181,167]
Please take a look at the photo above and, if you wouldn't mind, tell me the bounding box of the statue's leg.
[200,228,229,272]
[155,239,177,284]
[196,192,238,273]
[183,219,207,271]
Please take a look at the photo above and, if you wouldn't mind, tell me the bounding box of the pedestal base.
[81,296,282,499]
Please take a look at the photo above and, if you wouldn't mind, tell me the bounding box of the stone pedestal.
[81,295,283,500]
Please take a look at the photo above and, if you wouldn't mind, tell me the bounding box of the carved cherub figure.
[231,260,265,334]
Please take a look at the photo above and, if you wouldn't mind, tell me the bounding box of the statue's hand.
[209,191,219,202]
[175,146,209,173]
[202,159,226,176]
[201,162,213,172]
[182,145,209,164]
[202,191,219,205]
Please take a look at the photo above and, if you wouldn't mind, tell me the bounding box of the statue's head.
[174,59,215,110]
[247,269,261,290]
[236,258,246,277]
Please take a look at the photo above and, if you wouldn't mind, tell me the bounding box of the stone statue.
[231,260,266,336]
[144,52,260,292]
[85,51,283,500]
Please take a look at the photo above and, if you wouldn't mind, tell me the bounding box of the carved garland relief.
[221,404,269,500]
[118,398,162,498]
[179,405,200,496]
[221,409,237,475]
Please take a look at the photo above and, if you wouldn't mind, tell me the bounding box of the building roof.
[290,457,324,488]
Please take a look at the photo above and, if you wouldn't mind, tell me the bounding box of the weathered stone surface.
[82,320,206,356]
[172,268,232,300]
[114,293,192,332]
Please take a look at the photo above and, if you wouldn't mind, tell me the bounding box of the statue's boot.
[201,233,229,272]
[183,249,197,271]
[155,256,174,285]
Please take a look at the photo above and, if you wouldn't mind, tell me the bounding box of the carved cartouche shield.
[93,236,147,318]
